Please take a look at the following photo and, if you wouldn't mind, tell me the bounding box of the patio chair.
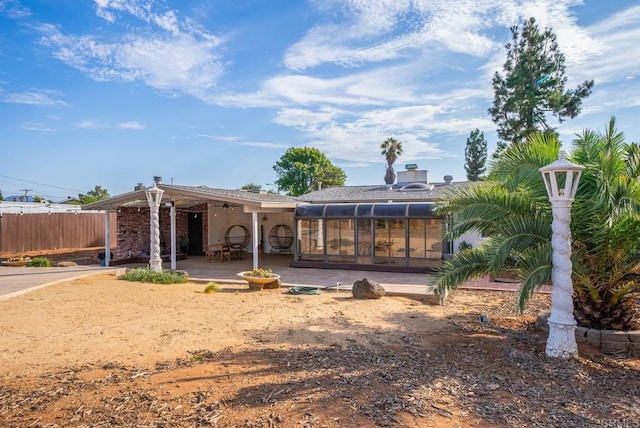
[207,244,231,262]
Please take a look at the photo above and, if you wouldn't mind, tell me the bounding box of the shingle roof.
[165,185,299,204]
[298,181,470,203]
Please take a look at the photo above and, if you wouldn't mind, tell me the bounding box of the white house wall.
[207,206,294,253]
[453,231,485,252]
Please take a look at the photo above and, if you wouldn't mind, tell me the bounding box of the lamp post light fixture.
[145,183,165,272]
[539,151,584,359]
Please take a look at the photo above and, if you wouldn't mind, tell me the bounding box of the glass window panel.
[409,219,427,259]
[295,205,325,218]
[374,219,405,264]
[389,219,407,261]
[356,204,373,217]
[373,204,407,217]
[426,219,444,258]
[325,204,356,217]
[356,218,372,264]
[407,203,436,218]
[297,219,324,261]
[326,219,355,262]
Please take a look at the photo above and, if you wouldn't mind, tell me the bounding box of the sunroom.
[291,202,452,273]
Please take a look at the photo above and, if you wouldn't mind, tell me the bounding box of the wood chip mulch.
[1,311,639,428]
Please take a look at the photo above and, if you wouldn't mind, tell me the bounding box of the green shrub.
[118,267,188,284]
[28,257,52,267]
[246,267,273,277]
[203,282,222,294]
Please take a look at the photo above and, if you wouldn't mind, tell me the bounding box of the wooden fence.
[0,212,117,253]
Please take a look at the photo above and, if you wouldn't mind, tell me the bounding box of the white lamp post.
[539,151,584,359]
[145,183,165,272]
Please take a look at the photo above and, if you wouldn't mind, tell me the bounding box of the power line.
[0,174,84,193]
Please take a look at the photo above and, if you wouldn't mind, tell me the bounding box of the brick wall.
[115,206,208,260]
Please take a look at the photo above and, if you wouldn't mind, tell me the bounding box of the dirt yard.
[0,272,638,427]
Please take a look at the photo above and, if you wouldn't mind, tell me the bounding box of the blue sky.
[0,0,638,200]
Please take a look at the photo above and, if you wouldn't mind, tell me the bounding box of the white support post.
[104,210,111,267]
[145,184,164,272]
[252,211,259,269]
[170,202,176,271]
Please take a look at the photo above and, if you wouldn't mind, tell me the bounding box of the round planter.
[237,272,281,291]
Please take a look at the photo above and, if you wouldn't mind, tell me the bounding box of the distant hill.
[4,195,35,202]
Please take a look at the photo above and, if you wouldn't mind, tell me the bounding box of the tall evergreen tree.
[464,129,487,181]
[489,17,594,148]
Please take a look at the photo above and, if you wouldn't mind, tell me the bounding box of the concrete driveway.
[0,265,113,300]
[0,255,529,302]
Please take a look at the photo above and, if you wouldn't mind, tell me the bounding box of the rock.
[352,278,385,299]
[56,261,78,267]
[263,278,282,289]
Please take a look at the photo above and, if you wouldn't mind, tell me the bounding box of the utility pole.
[19,189,33,202]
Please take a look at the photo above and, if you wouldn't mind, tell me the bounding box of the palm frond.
[435,248,489,294]
[485,215,551,271]
[489,133,560,193]
[515,243,552,311]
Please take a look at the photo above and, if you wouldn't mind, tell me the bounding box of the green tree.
[79,185,109,205]
[436,118,640,331]
[240,183,262,191]
[381,137,403,185]
[464,129,487,181]
[274,147,346,196]
[489,17,594,149]
[0,190,3,201]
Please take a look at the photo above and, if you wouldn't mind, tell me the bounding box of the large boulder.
[353,278,385,299]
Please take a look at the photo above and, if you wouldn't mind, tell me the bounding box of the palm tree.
[435,117,640,330]
[381,137,403,185]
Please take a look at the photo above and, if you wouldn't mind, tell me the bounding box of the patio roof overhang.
[81,184,299,212]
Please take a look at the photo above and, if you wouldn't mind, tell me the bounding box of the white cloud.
[75,119,110,129]
[0,0,31,19]
[41,30,222,97]
[283,0,508,71]
[242,142,290,149]
[117,121,144,129]
[19,122,56,132]
[74,119,144,130]
[1,89,67,106]
[38,2,223,99]
[574,6,640,85]
[172,134,242,142]
[274,108,340,130]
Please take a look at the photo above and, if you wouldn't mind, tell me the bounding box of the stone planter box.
[537,311,640,356]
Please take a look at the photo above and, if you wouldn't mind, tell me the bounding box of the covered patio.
[83,178,299,270]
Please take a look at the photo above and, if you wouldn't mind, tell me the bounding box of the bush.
[203,282,222,294]
[118,267,189,284]
[28,257,52,267]
[246,267,273,277]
